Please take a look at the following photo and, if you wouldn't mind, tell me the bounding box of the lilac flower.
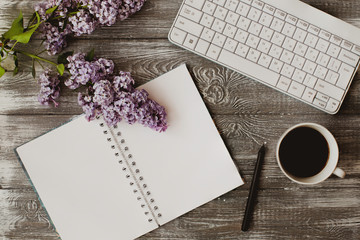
[65,53,114,89]
[38,22,71,56]
[82,0,122,26]
[38,69,61,107]
[112,71,135,92]
[118,0,146,20]
[101,104,121,126]
[93,80,114,106]
[78,91,98,121]
[69,9,98,36]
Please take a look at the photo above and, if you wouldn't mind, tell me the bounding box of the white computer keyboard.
[168,0,360,114]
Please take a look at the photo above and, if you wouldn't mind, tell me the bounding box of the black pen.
[241,143,266,232]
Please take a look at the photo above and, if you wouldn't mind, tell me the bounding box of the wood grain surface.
[1,0,359,239]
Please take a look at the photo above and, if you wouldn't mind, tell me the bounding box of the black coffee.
[279,127,329,178]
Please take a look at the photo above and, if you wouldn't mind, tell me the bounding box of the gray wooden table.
[1,0,359,239]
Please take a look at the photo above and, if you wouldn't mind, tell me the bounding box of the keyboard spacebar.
[218,50,280,86]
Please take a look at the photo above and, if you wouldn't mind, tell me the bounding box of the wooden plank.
[1,188,359,239]
[0,40,359,115]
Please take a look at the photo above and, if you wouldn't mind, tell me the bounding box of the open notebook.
[15,64,244,240]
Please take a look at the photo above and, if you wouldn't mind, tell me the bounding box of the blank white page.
[116,64,244,225]
[16,116,158,240]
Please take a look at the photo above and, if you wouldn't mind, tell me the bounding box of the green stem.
[15,49,57,66]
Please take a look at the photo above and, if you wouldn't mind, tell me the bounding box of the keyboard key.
[281,64,295,78]
[185,0,206,10]
[316,92,330,102]
[285,15,298,25]
[325,98,340,113]
[341,40,353,51]
[297,20,309,30]
[294,42,308,56]
[270,18,285,32]
[170,27,187,44]
[212,19,226,32]
[184,34,199,50]
[224,38,238,52]
[259,12,273,27]
[304,33,318,48]
[326,44,341,58]
[234,29,249,43]
[282,23,296,37]
[319,30,331,40]
[263,4,275,15]
[277,76,291,91]
[218,49,280,86]
[225,12,240,25]
[325,70,339,84]
[246,34,260,48]
[213,32,227,47]
[246,48,261,63]
[288,81,305,98]
[308,25,320,35]
[315,38,330,53]
[269,59,284,73]
[258,53,272,68]
[202,1,217,15]
[314,65,328,80]
[259,27,274,41]
[293,28,307,42]
[248,22,263,36]
[271,32,285,46]
[338,49,360,67]
[236,2,251,16]
[235,43,250,57]
[280,50,294,63]
[207,44,222,59]
[303,74,317,88]
[291,55,306,69]
[175,16,203,37]
[315,79,344,101]
[293,69,306,83]
[248,7,262,22]
[305,48,319,62]
[316,52,330,67]
[237,16,251,30]
[303,60,317,74]
[224,0,239,11]
[313,98,326,108]
[302,87,317,103]
[337,63,355,89]
[223,23,237,38]
[200,14,215,28]
[195,39,211,55]
[214,6,228,20]
[274,9,286,20]
[257,39,271,54]
[351,45,360,56]
[328,57,341,72]
[180,4,203,22]
[330,35,342,45]
[269,44,283,59]
[213,0,226,6]
[201,28,215,42]
[252,0,265,10]
[282,37,296,51]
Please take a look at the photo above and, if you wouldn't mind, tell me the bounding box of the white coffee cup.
[276,123,345,185]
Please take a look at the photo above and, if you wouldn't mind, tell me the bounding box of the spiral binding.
[96,116,162,226]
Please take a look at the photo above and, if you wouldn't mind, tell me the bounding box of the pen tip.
[263,142,267,147]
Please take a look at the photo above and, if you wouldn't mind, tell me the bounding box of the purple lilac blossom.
[93,80,115,106]
[69,9,98,36]
[38,69,61,107]
[118,0,146,20]
[65,53,114,89]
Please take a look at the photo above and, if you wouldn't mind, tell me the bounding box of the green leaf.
[0,65,5,78]
[13,66,19,76]
[57,51,73,65]
[3,11,24,40]
[46,5,58,15]
[32,59,36,79]
[85,48,95,62]
[11,12,40,44]
[57,64,65,76]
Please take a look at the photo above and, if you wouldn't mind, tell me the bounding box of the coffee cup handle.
[333,167,346,178]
